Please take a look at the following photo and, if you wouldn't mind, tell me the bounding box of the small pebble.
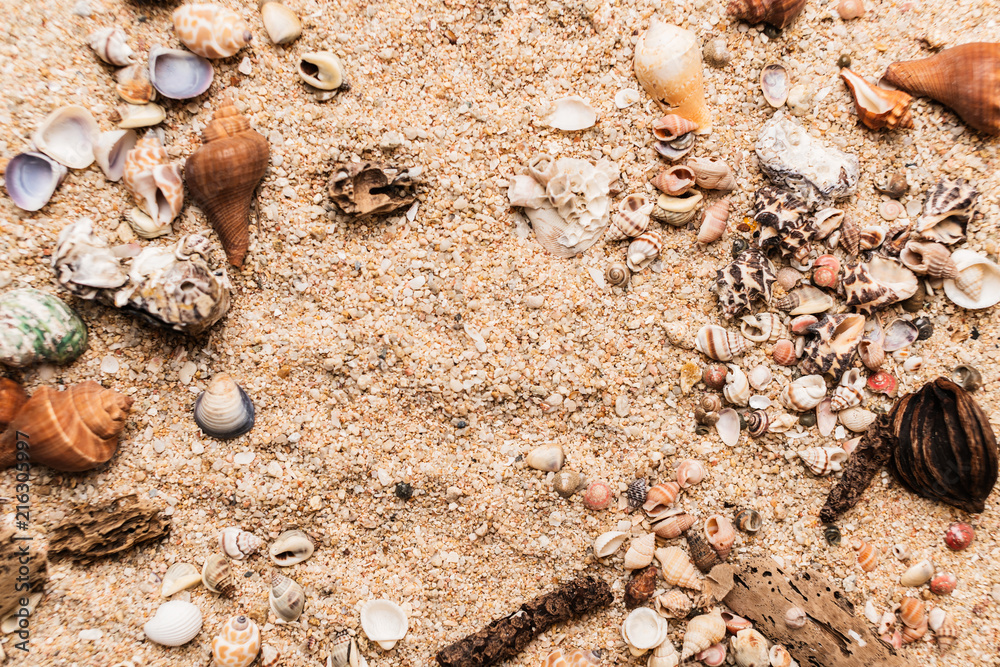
[238,57,253,75]
[837,54,852,68]
[234,452,256,466]
[944,522,974,550]
[79,628,103,641]
[798,412,817,427]
[525,295,545,309]
[395,482,414,500]
[615,395,630,417]
[101,355,120,375]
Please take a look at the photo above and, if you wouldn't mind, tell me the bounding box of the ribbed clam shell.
[161,562,202,597]
[32,105,100,169]
[94,130,138,182]
[4,152,67,211]
[622,607,669,655]
[148,46,214,100]
[675,459,705,488]
[651,165,696,196]
[360,599,408,650]
[626,231,663,271]
[194,374,255,440]
[88,27,134,66]
[687,157,736,191]
[624,532,657,570]
[723,364,750,406]
[797,446,847,476]
[652,513,696,538]
[697,198,730,244]
[173,4,252,59]
[526,443,565,472]
[838,406,876,432]
[772,339,797,366]
[269,573,305,622]
[219,527,262,560]
[696,325,751,362]
[653,589,692,618]
[594,530,628,557]
[900,241,957,278]
[143,600,203,646]
[270,529,315,566]
[780,375,826,411]
[739,313,784,343]
[606,194,653,241]
[655,546,702,590]
[704,515,735,559]
[202,553,235,596]
[680,610,726,660]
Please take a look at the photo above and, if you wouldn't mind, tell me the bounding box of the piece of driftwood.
[0,523,47,618]
[723,556,909,667]
[435,576,613,667]
[819,414,894,524]
[48,493,169,561]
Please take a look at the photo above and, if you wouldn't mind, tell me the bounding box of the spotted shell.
[606,194,654,241]
[211,615,261,667]
[714,248,777,320]
[172,4,253,59]
[799,313,866,380]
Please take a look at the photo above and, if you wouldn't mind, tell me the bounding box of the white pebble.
[101,355,119,375]
[525,295,545,309]
[79,629,102,641]
[179,361,197,384]
[234,452,256,466]
[615,395,630,417]
[267,461,283,477]
[238,57,253,75]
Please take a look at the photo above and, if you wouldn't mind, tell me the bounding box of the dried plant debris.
[724,556,909,667]
[819,414,895,524]
[0,524,47,618]
[435,576,613,667]
[48,493,170,561]
[328,161,421,216]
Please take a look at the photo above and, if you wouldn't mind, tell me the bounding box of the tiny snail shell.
[582,480,613,510]
[892,543,911,561]
[552,470,584,498]
[854,540,878,572]
[269,529,315,567]
[952,364,982,392]
[704,515,735,560]
[944,522,974,551]
[626,478,649,511]
[824,524,842,546]
[675,459,706,488]
[202,553,235,597]
[219,527,263,560]
[697,198,731,244]
[746,410,769,437]
[270,573,306,622]
[652,513,697,539]
[734,509,761,533]
[605,262,631,289]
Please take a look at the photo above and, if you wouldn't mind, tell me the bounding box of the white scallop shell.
[161,562,203,597]
[360,599,408,650]
[544,96,597,131]
[143,600,203,646]
[219,527,263,560]
[943,249,1000,310]
[32,106,100,169]
[594,530,629,557]
[621,607,669,656]
[723,364,750,407]
[624,532,656,570]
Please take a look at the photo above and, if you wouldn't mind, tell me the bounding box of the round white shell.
[622,607,669,654]
[148,46,214,100]
[5,151,67,211]
[360,599,408,650]
[943,249,1000,310]
[143,600,203,646]
[32,106,100,169]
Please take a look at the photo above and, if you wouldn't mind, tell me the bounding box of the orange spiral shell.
[0,378,28,431]
[855,540,878,572]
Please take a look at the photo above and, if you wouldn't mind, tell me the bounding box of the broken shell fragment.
[269,529,315,566]
[161,562,203,597]
[330,162,420,217]
[526,444,565,472]
[594,531,628,557]
[840,68,913,130]
[118,103,167,129]
[714,248,777,320]
[298,52,347,90]
[260,0,301,45]
[194,374,255,440]
[88,27,134,66]
[761,63,789,107]
[147,46,214,100]
[916,178,977,245]
[615,89,641,108]
[544,96,597,131]
[4,152,68,211]
[32,106,100,169]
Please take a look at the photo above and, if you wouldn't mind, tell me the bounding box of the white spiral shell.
[696,325,752,362]
[780,375,827,411]
[219,527,263,560]
[723,364,750,406]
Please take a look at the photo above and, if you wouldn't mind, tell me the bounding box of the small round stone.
[944,522,974,550]
[582,480,613,510]
[704,365,728,391]
[798,412,817,427]
[394,482,413,500]
[837,54,852,68]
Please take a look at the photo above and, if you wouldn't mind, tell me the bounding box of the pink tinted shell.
[676,459,706,488]
[582,480,613,510]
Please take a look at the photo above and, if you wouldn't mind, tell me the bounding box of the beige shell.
[624,532,657,570]
[704,515,735,559]
[655,546,702,591]
[634,21,712,132]
[622,607,670,656]
[675,459,706,488]
[780,375,827,411]
[739,313,785,343]
[606,194,654,241]
[594,530,629,557]
[859,226,887,250]
[687,157,736,191]
[260,0,301,45]
[900,559,935,587]
[651,165,696,196]
[269,529,315,566]
[697,198,731,244]
[839,406,876,432]
[696,325,752,362]
[202,553,235,597]
[934,612,958,652]
[644,482,682,518]
[723,364,750,407]
[680,609,726,660]
[797,447,848,476]
[626,231,664,272]
[900,241,958,278]
[830,368,865,412]
[122,132,184,236]
[855,540,878,572]
[219,527,262,560]
[652,190,704,226]
[649,641,680,667]
[654,589,693,618]
[88,27,134,66]
[526,443,565,472]
[730,629,769,667]
[269,573,305,622]
[943,249,1000,309]
[161,562,202,597]
[652,512,696,539]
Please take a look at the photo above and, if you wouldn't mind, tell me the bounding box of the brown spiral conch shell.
[697,199,730,244]
[883,43,1000,135]
[840,68,914,130]
[184,97,270,268]
[0,379,28,431]
[686,157,736,191]
[727,0,807,29]
[0,381,133,472]
[651,165,696,196]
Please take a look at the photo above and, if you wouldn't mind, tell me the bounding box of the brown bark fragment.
[0,524,47,618]
[48,493,170,561]
[723,556,909,667]
[435,576,613,667]
[819,414,894,524]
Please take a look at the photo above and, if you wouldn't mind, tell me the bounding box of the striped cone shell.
[854,540,878,572]
[173,4,253,59]
[680,609,726,660]
[606,194,654,241]
[655,546,702,591]
[652,512,696,538]
[697,198,731,244]
[934,613,958,652]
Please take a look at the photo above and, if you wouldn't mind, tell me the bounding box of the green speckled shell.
[0,289,88,368]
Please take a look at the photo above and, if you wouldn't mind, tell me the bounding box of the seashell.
[185,98,269,267]
[842,256,918,314]
[330,631,368,667]
[194,374,255,440]
[875,172,908,198]
[775,285,836,316]
[643,482,681,518]
[0,379,27,433]
[715,408,740,447]
[929,572,957,596]
[831,368,865,411]
[813,398,836,436]
[593,531,628,557]
[704,515,735,559]
[615,89,641,108]
[0,381,132,472]
[927,606,945,632]
[627,478,648,510]
[854,540,877,572]
[202,553,235,596]
[269,573,305,622]
[767,413,798,434]
[161,562,202,597]
[624,533,657,570]
[654,589,692,619]
[883,43,1000,135]
[526,444,564,472]
[740,313,784,344]
[916,178,977,245]
[812,209,845,242]
[114,63,156,104]
[700,392,722,416]
[270,529,315,566]
[714,248,777,320]
[583,480,613,510]
[837,0,866,19]
[858,226,886,251]
[838,406,876,432]
[783,606,807,630]
[722,365,750,407]
[652,513,696,539]
[811,254,840,290]
[212,615,260,667]
[797,447,848,476]
[634,21,711,133]
[951,364,982,392]
[686,530,721,573]
[118,102,166,129]
[93,129,138,183]
[898,558,935,587]
[0,289,87,368]
[837,215,861,256]
[333,161,421,219]
[32,106,100,170]
[626,231,663,272]
[605,262,631,289]
[883,319,917,353]
[651,190,703,226]
[687,157,736,191]
[746,410,768,437]
[552,470,584,498]
[840,69,913,130]
[901,614,927,644]
[648,641,680,667]
[50,218,129,299]
[654,131,697,161]
[260,0,301,45]
[651,165,696,196]
[143,600,203,647]
[651,115,700,142]
[755,115,859,208]
[172,4,252,59]
[878,200,905,222]
[676,459,706,488]
[606,194,654,241]
[858,329,885,373]
[891,543,911,561]
[933,612,958,652]
[943,249,1000,309]
[727,0,806,28]
[734,509,762,534]
[219,527,262,559]
[695,643,726,667]
[900,241,958,278]
[542,649,602,667]
[656,546,702,591]
[730,628,769,667]
[761,63,789,107]
[4,152,68,211]
[625,565,659,608]
[772,339,797,366]
[944,521,974,551]
[360,599,408,650]
[780,375,826,411]
[899,597,925,628]
[147,46,214,100]
[680,609,726,660]
[703,367,728,392]
[544,96,597,131]
[88,27,134,66]
[621,607,669,656]
[752,186,810,254]
[299,51,347,90]
[748,365,773,392]
[122,132,184,235]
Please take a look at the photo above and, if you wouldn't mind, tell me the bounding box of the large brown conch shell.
[727,0,807,29]
[184,98,270,268]
[0,381,134,472]
[0,379,27,431]
[882,43,1000,135]
[890,377,998,513]
[840,68,913,130]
